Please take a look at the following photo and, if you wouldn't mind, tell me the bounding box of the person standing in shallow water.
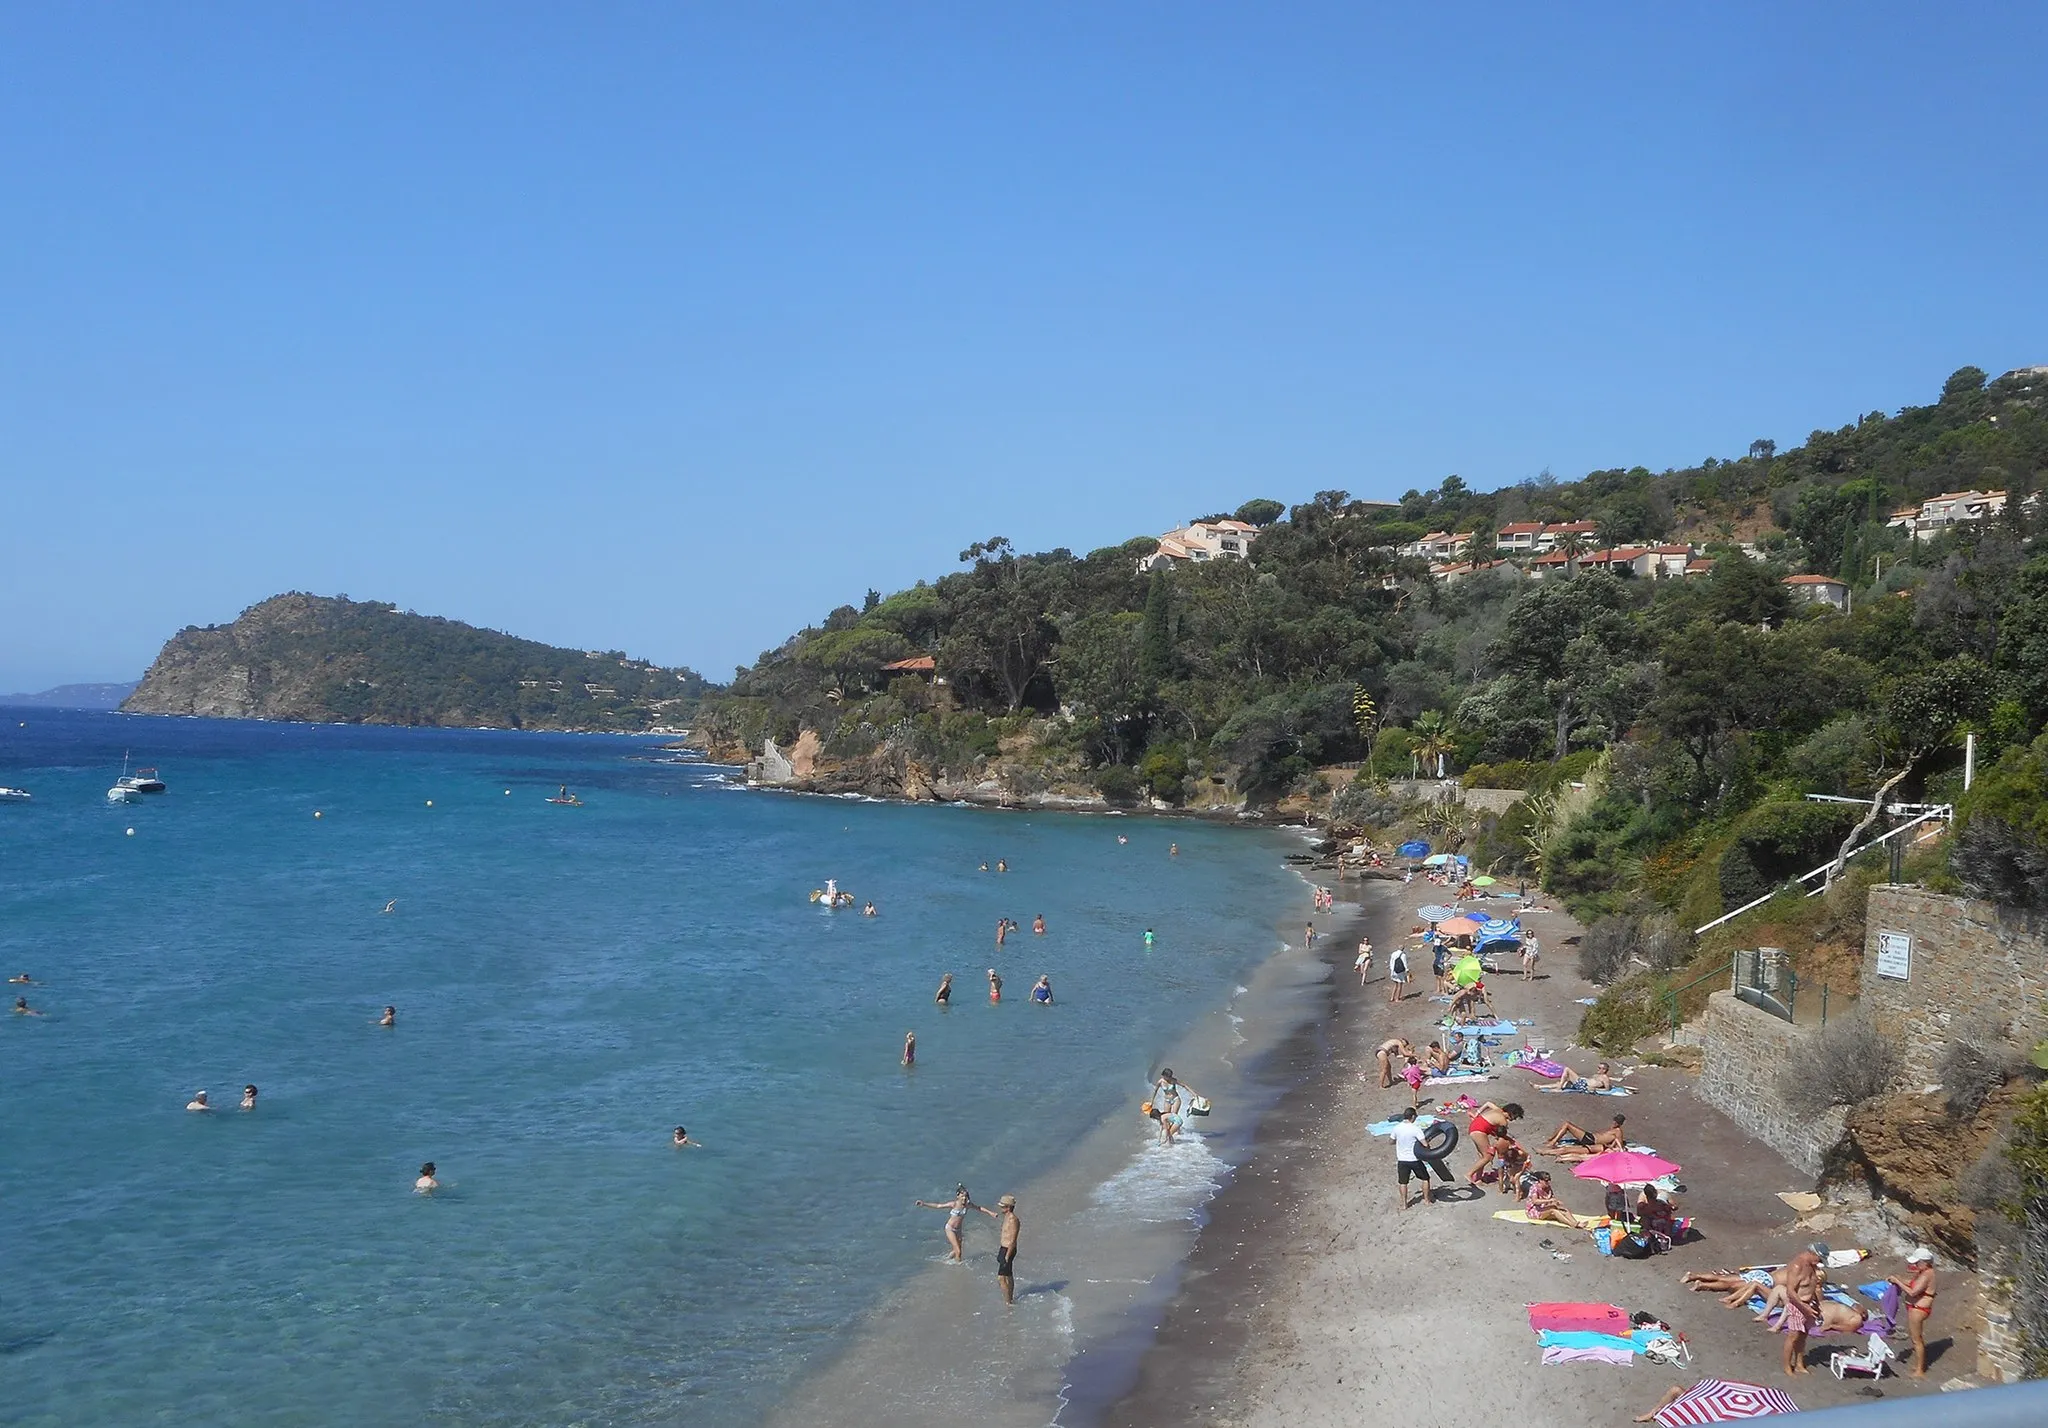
[977,1194,1021,1304]
[995,918,1008,947]
[379,1006,396,1027]
[987,969,1002,1003]
[902,1031,916,1066]
[934,973,953,1007]
[913,1185,976,1262]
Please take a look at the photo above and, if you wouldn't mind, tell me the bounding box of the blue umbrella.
[1475,917,1522,947]
[1397,840,1431,858]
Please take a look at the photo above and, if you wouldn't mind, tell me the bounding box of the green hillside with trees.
[125,593,708,731]
[697,363,2048,927]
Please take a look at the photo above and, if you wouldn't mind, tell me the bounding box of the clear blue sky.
[4,4,2043,691]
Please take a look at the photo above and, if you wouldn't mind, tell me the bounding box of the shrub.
[1578,976,1668,1053]
[1093,765,1141,805]
[1330,779,1402,829]
[1716,799,1861,911]
[1139,743,1189,803]
[1461,759,1542,791]
[1779,1015,1902,1116]
[1940,1037,2019,1121]
[1951,733,2048,910]
[1578,915,1638,984]
[1637,913,1691,974]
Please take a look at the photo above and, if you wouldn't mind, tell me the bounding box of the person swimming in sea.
[1031,975,1053,1005]
[378,1006,396,1027]
[1143,928,1155,948]
[240,1085,258,1111]
[914,1184,977,1263]
[862,901,877,917]
[672,1127,700,1148]
[987,969,1002,1004]
[8,972,36,984]
[902,1031,917,1066]
[415,1162,440,1193]
[978,862,989,872]
[1116,835,1128,845]
[186,1090,212,1111]
[996,859,1008,873]
[1169,843,1178,857]
[14,995,45,1016]
[1031,914,1045,935]
[935,973,953,1007]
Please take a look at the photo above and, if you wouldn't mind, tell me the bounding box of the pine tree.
[1141,568,1173,684]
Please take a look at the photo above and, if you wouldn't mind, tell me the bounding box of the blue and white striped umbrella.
[1475,917,1522,945]
[1417,904,1458,923]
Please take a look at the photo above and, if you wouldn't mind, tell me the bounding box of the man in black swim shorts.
[979,1193,1021,1304]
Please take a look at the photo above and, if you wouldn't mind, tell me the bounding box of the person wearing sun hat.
[1889,1246,1937,1376]
[976,1194,1021,1304]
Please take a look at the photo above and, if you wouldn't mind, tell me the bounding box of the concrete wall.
[1461,787,1528,816]
[1695,990,1847,1178]
[1859,886,2048,1084]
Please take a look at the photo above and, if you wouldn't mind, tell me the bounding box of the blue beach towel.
[1536,1330,1638,1353]
[1366,1115,1442,1136]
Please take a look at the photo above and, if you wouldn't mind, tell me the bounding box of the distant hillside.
[124,594,708,731]
[0,681,139,710]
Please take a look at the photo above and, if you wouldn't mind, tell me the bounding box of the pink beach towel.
[1528,1302,1632,1335]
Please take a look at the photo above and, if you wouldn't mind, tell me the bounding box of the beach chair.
[1829,1332,1895,1380]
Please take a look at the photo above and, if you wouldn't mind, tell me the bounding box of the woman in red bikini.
[1466,1101,1524,1183]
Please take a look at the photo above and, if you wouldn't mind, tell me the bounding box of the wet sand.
[1103,880,1975,1426]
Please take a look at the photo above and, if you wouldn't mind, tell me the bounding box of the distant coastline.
[0,680,139,711]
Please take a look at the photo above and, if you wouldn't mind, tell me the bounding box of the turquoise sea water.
[0,712,1303,1426]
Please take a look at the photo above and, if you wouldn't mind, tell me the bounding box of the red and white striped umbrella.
[1654,1377,1800,1425]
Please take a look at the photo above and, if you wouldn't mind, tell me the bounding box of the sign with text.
[1875,931,1912,981]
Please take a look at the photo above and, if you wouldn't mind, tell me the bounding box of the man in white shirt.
[1391,1107,1452,1208]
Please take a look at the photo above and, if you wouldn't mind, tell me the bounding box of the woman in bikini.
[1466,1101,1523,1183]
[1890,1248,1937,1376]
[1375,1036,1413,1087]
[914,1185,977,1262]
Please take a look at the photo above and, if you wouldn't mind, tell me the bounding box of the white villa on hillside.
[1137,519,1260,573]
[1494,520,1599,554]
[1886,490,2008,542]
[1398,530,1475,561]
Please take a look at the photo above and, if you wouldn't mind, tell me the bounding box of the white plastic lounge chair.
[1829,1331,1895,1379]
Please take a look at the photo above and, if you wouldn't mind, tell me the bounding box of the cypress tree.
[1141,568,1173,684]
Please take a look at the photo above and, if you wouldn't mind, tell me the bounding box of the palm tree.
[1410,710,1456,781]
[1555,530,1587,577]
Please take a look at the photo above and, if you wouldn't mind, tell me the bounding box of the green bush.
[1715,799,1860,911]
[1578,975,1668,1053]
[1094,765,1141,805]
[1952,733,2048,910]
[1462,759,1543,791]
[1139,743,1190,802]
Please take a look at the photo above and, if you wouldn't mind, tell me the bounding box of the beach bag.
[1613,1233,1657,1260]
[1604,1186,1628,1221]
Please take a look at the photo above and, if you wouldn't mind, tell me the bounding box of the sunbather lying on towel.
[1680,1267,1779,1306]
[1542,1114,1626,1159]
[1544,1060,1614,1092]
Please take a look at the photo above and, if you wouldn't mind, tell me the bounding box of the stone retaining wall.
[1695,989,1846,1178]
[1860,886,2048,1084]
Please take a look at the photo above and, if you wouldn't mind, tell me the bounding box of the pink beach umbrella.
[1571,1149,1681,1185]
[1653,1377,1799,1424]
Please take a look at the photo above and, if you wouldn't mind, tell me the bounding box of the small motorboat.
[108,754,165,801]
[0,786,31,803]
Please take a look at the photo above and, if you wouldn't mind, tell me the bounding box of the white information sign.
[1875,930,1912,981]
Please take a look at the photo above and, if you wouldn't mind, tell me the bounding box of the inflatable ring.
[1420,1120,1459,1160]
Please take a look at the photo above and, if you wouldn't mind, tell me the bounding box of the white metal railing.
[1691,805,1952,937]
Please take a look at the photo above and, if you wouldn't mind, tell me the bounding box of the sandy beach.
[1104,879,1978,1427]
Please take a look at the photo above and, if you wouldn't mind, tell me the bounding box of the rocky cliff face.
[124,595,359,720]
[122,592,696,730]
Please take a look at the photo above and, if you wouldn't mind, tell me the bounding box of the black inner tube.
[1421,1120,1460,1159]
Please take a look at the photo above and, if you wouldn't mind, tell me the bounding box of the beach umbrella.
[1451,954,1484,986]
[1652,1378,1800,1424]
[1471,875,1497,886]
[1572,1150,1681,1185]
[1397,840,1431,858]
[1423,853,1452,865]
[1438,915,1481,937]
[1476,917,1519,939]
[1417,904,1457,923]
